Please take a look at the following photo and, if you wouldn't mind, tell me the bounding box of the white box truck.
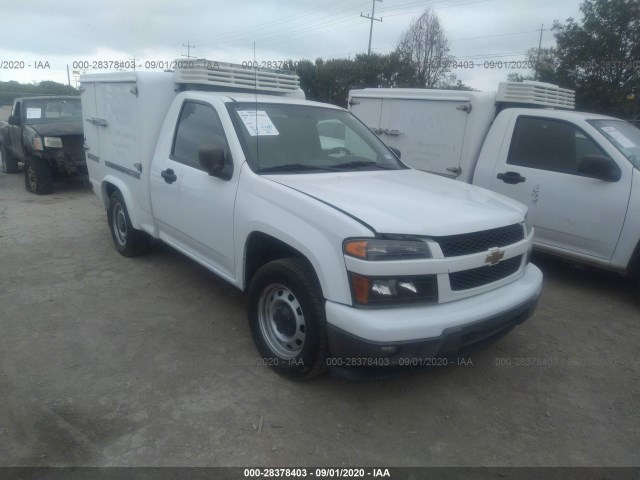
[80,61,542,379]
[349,82,640,277]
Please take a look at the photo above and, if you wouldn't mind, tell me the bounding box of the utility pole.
[361,0,382,56]
[66,65,71,87]
[182,41,196,59]
[534,24,546,80]
[130,56,138,71]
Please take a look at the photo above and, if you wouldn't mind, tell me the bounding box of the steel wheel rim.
[112,203,128,246]
[27,165,37,190]
[258,283,306,359]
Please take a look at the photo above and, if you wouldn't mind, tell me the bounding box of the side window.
[172,101,229,170]
[507,117,607,175]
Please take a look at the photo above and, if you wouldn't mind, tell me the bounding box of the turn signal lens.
[344,240,368,259]
[351,274,370,304]
[33,137,43,151]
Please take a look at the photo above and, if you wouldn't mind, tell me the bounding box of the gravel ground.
[0,168,638,468]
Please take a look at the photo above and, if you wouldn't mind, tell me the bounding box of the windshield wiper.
[258,163,334,173]
[330,160,392,170]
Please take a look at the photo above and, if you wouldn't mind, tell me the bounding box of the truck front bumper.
[325,263,542,365]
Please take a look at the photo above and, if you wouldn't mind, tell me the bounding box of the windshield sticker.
[26,107,42,119]
[601,126,636,149]
[237,110,279,136]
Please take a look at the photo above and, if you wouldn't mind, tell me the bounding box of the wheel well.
[244,232,313,291]
[103,182,120,209]
[629,239,640,277]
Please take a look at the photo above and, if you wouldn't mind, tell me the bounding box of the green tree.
[551,0,640,117]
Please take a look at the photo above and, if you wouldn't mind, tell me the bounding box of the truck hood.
[30,121,83,137]
[269,169,526,236]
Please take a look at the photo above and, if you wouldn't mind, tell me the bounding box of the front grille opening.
[449,255,522,291]
[434,224,524,257]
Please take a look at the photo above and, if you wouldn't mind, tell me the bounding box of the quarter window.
[172,101,229,170]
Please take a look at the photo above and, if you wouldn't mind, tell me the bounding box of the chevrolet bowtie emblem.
[485,248,505,266]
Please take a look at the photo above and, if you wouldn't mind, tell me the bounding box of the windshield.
[227,102,407,174]
[587,119,640,169]
[23,98,82,124]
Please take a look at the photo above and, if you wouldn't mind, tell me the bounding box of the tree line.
[0,80,78,106]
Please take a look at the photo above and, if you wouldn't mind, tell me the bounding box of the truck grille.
[434,224,524,257]
[449,255,523,291]
[62,136,86,164]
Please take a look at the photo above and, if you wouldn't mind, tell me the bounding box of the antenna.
[254,42,259,170]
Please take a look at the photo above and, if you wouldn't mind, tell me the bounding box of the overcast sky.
[0,0,583,93]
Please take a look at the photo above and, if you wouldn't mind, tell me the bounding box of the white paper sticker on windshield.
[237,110,279,136]
[26,108,42,119]
[601,126,636,148]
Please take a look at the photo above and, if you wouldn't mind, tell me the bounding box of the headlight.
[44,137,63,148]
[33,137,43,151]
[349,273,438,306]
[344,238,431,261]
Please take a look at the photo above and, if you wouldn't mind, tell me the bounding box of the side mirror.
[577,154,621,182]
[198,146,233,180]
[8,115,21,126]
[388,146,401,159]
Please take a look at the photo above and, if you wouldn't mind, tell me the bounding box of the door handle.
[161,168,177,184]
[497,171,526,184]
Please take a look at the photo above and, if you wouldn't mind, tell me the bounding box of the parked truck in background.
[81,62,542,379]
[348,82,640,278]
[0,95,87,194]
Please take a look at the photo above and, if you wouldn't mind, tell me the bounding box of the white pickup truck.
[80,62,542,379]
[349,82,640,277]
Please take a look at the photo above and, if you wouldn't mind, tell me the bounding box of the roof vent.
[496,81,575,110]
[173,59,300,94]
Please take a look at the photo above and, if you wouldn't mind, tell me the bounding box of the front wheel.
[248,258,328,380]
[107,191,150,257]
[24,157,53,194]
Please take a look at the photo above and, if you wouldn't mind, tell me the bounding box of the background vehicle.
[349,82,640,276]
[0,95,87,194]
[81,61,542,379]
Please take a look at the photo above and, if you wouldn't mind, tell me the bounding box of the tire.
[107,190,150,257]
[248,258,329,380]
[24,157,53,194]
[1,144,20,174]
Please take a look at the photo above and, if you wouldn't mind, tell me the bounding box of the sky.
[0,0,584,93]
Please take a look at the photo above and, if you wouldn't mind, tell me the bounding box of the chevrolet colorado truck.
[80,62,543,379]
[349,82,640,277]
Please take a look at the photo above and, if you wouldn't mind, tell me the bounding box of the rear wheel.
[1,145,19,173]
[107,190,150,257]
[248,258,328,380]
[24,157,53,194]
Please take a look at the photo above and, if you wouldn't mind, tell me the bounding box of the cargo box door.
[95,81,141,179]
[80,83,101,165]
[349,97,383,133]
[379,98,469,177]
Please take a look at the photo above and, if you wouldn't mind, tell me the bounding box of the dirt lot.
[0,169,639,468]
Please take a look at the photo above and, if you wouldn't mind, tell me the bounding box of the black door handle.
[161,168,177,184]
[497,171,526,184]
